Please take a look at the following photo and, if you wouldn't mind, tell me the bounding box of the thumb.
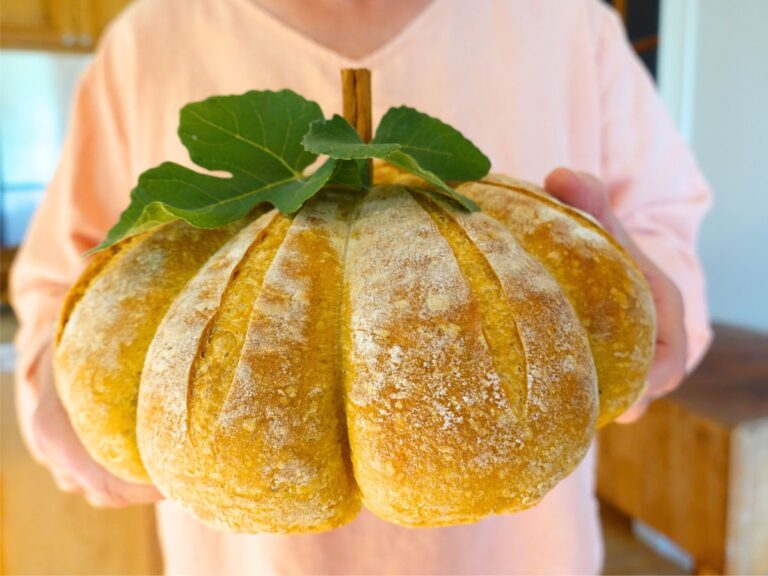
[545,167,640,250]
[544,168,616,232]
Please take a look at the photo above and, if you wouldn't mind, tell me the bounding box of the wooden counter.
[598,325,768,575]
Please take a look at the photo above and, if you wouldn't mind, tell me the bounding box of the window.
[0,50,92,247]
[605,0,661,79]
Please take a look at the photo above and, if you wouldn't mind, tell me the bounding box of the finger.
[50,430,163,507]
[83,480,163,508]
[545,168,614,227]
[80,472,165,508]
[51,468,83,494]
[33,411,124,506]
[614,398,650,424]
[544,168,646,254]
[32,387,84,494]
[646,277,687,397]
[54,441,164,507]
[33,389,163,507]
[544,169,676,295]
[647,340,686,398]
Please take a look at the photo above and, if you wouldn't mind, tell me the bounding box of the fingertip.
[85,493,121,508]
[544,167,596,214]
[121,481,165,504]
[614,399,650,424]
[52,470,82,493]
[544,167,579,193]
[647,334,687,398]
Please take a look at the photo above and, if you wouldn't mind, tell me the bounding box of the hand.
[544,168,687,423]
[29,344,164,507]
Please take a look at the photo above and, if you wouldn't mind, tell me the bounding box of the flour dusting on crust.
[344,186,597,526]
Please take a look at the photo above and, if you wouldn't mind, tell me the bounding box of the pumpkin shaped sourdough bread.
[54,176,654,533]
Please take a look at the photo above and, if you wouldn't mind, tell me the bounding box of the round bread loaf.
[55,177,654,533]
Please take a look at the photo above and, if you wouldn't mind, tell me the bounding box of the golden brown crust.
[55,235,144,345]
[59,170,652,531]
[54,221,239,482]
[138,195,361,533]
[461,175,655,426]
[373,162,655,426]
[343,187,596,526]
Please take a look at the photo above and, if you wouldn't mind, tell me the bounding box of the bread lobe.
[139,194,360,533]
[372,165,654,425]
[54,221,237,482]
[344,187,596,527]
[187,214,292,442]
[461,176,655,426]
[414,193,529,417]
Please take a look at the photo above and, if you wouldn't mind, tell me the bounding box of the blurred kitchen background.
[1,1,766,574]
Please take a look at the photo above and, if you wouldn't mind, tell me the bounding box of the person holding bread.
[11,0,712,574]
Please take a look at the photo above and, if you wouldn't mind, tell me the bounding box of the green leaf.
[95,89,495,254]
[92,159,335,253]
[302,114,399,160]
[303,115,480,211]
[373,106,491,181]
[383,150,479,211]
[96,90,330,250]
[329,159,370,189]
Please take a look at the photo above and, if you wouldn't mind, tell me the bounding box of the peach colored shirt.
[11,0,712,574]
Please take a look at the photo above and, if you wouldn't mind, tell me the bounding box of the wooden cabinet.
[75,0,133,48]
[0,347,163,575]
[0,0,131,52]
[0,0,77,51]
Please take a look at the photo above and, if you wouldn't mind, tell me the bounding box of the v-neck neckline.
[235,0,445,67]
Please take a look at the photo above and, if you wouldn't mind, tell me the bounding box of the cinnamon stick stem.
[341,68,372,142]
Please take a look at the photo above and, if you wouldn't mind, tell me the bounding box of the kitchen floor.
[601,505,681,575]
[1,309,682,575]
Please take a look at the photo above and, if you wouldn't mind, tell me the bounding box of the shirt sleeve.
[9,20,136,457]
[594,3,713,369]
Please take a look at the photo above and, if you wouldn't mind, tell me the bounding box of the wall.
[659,0,768,332]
